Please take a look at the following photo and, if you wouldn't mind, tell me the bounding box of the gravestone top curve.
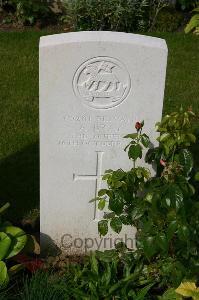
[40,31,167,51]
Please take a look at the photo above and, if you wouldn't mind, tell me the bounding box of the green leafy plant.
[62,0,181,33]
[18,271,64,300]
[1,0,55,26]
[175,282,199,299]
[158,288,182,299]
[15,0,50,25]
[58,249,154,299]
[148,0,170,31]
[150,7,184,32]
[93,108,199,287]
[185,7,199,34]
[0,202,27,289]
[61,0,150,32]
[91,120,151,237]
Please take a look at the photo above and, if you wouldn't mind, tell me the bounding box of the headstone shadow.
[40,233,62,257]
[0,142,39,223]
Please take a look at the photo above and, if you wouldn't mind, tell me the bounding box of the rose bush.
[93,108,199,288]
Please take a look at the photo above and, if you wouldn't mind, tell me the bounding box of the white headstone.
[40,31,167,255]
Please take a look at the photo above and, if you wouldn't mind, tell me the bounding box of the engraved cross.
[73,151,104,221]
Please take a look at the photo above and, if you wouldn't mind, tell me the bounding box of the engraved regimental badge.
[73,56,131,109]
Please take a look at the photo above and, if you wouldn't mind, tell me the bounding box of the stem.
[133,128,142,169]
[137,128,142,143]
[149,0,167,31]
[171,146,176,162]
[133,159,136,169]
[0,202,10,214]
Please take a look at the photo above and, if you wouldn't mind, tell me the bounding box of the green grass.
[0,31,198,221]
[156,33,199,114]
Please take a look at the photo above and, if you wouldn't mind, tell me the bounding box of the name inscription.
[58,114,131,148]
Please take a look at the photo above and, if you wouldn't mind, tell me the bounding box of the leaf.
[0,203,10,214]
[103,212,115,219]
[128,144,142,160]
[119,215,131,225]
[194,172,199,181]
[135,283,154,300]
[186,133,196,143]
[128,290,136,297]
[108,272,138,294]
[89,197,101,203]
[160,288,182,299]
[2,226,27,259]
[193,8,199,13]
[188,183,195,195]
[165,197,171,207]
[101,263,111,286]
[167,221,177,241]
[159,133,171,142]
[115,242,127,252]
[165,185,184,211]
[177,225,189,241]
[176,282,199,299]
[0,261,9,288]
[131,207,144,221]
[98,189,108,197]
[0,232,11,260]
[8,264,24,276]
[144,192,153,203]
[22,235,40,255]
[103,170,113,180]
[178,149,193,176]
[110,217,122,234]
[98,220,108,236]
[123,133,138,139]
[104,169,113,174]
[156,233,168,252]
[185,14,199,33]
[112,169,125,181]
[143,236,157,259]
[124,142,131,152]
[141,134,150,148]
[109,192,124,215]
[136,168,144,179]
[174,190,184,210]
[90,252,98,274]
[113,181,123,188]
[145,147,162,164]
[96,249,118,263]
[98,199,106,210]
